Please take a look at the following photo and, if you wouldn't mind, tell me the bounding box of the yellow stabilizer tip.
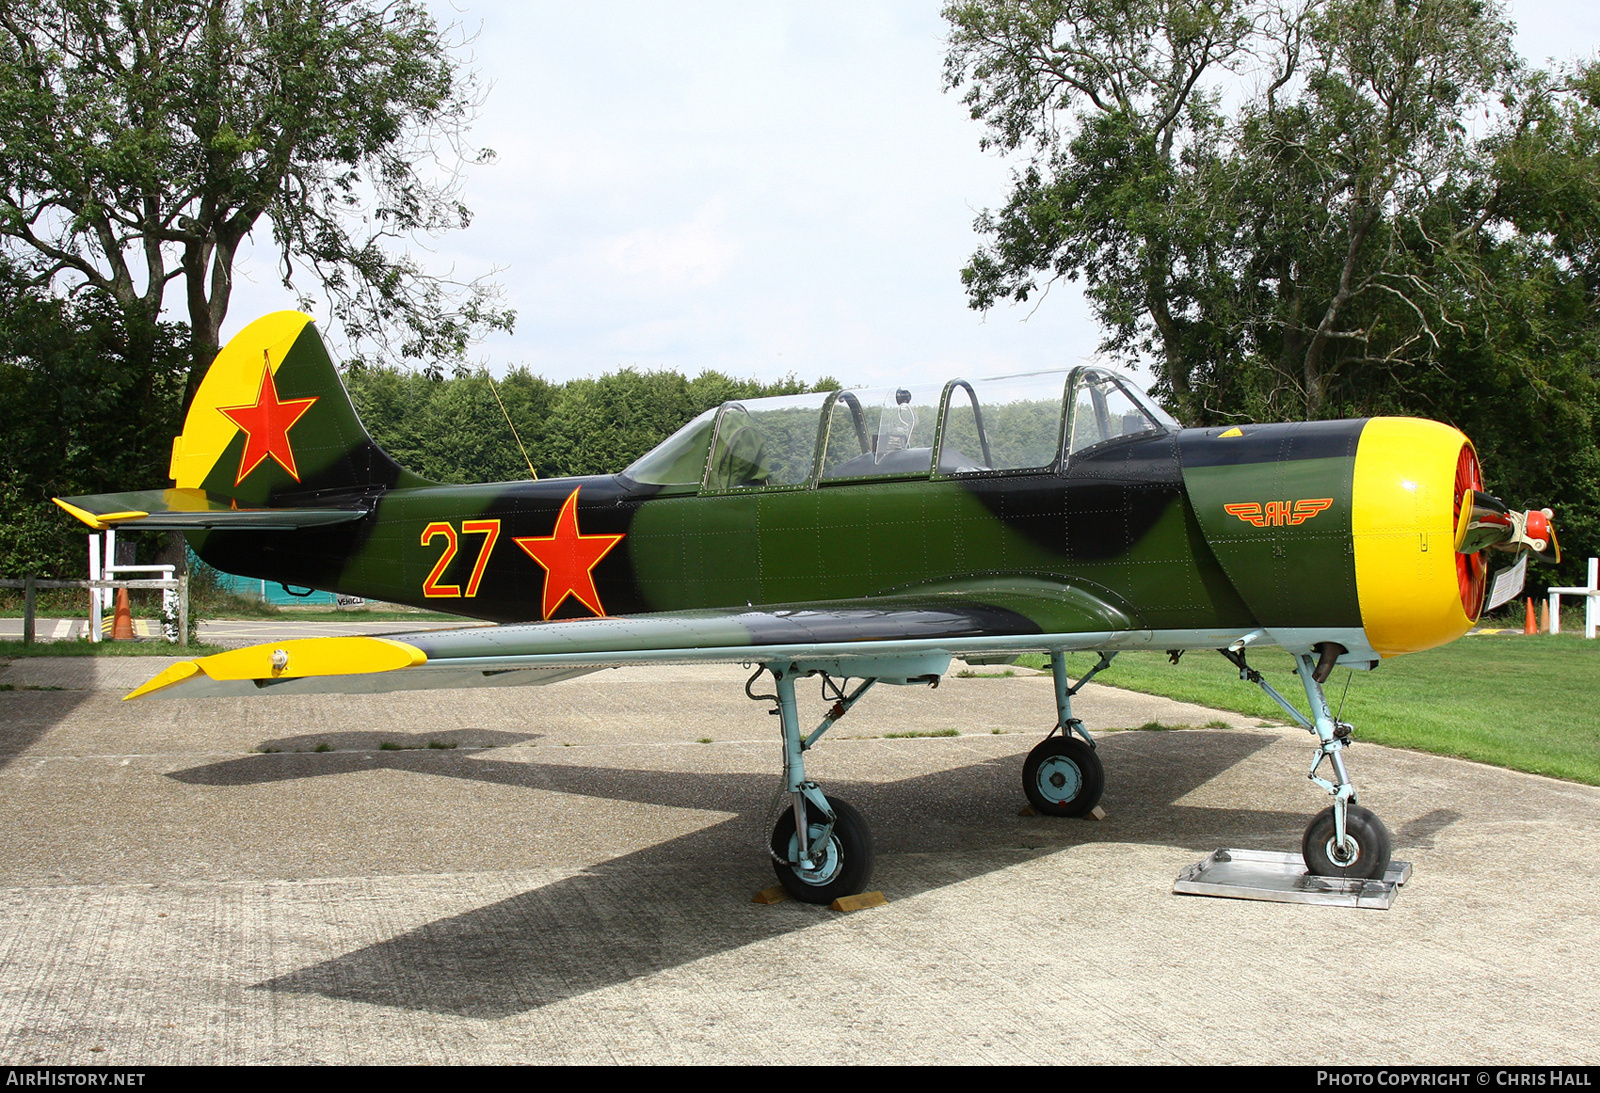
[122,637,427,699]
[52,497,149,531]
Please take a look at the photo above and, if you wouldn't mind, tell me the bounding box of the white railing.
[0,574,189,646]
[1,527,190,646]
[89,526,184,642]
[1547,557,1600,640]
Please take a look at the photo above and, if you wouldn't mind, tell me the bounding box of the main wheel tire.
[770,796,875,905]
[1022,736,1105,818]
[1302,804,1392,880]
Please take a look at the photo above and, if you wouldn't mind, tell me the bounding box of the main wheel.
[770,796,875,905]
[1302,804,1392,880]
[1022,736,1105,817]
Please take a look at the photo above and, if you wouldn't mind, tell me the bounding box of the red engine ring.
[1455,444,1487,619]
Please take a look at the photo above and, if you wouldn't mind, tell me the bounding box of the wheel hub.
[788,825,842,886]
[1326,836,1359,866]
[1035,756,1082,804]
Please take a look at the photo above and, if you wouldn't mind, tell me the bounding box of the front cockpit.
[620,367,1176,494]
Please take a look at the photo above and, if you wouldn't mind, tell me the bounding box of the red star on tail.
[514,487,625,618]
[217,357,318,486]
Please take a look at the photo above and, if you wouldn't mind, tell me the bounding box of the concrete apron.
[0,656,1595,1064]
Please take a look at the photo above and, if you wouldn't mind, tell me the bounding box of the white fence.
[1547,557,1600,640]
[1,527,190,646]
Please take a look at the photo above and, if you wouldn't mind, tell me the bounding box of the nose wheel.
[1302,804,1392,879]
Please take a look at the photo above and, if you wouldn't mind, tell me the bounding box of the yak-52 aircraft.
[56,311,1560,903]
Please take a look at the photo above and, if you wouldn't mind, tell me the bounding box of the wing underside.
[127,592,1139,700]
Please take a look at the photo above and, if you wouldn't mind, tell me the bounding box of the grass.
[1023,636,1600,785]
[0,639,227,658]
[883,728,961,739]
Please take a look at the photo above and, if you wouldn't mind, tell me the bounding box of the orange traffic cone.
[1524,597,1537,635]
[1541,601,1551,633]
[111,588,135,641]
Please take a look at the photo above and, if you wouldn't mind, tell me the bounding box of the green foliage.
[0,0,510,394]
[343,365,826,484]
[0,271,187,577]
[945,0,1600,586]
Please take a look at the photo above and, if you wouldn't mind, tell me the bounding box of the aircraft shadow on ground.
[250,728,539,753]
[168,730,1362,1018]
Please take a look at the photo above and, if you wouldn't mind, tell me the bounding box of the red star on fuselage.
[217,358,319,486]
[514,487,625,619]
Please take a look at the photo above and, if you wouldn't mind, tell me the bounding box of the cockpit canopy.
[622,367,1177,492]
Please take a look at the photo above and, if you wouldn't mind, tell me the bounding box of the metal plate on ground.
[1174,848,1412,909]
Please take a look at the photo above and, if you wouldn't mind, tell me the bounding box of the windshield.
[621,408,718,486]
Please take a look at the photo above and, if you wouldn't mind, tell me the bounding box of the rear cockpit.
[621,367,1176,494]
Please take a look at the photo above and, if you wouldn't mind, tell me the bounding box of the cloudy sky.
[224,1,1600,391]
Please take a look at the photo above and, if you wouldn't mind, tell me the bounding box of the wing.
[126,578,1144,700]
[55,488,367,531]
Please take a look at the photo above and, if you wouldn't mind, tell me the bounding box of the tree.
[944,0,1600,580]
[0,0,512,405]
[342,366,827,485]
[944,0,1517,422]
[0,263,188,576]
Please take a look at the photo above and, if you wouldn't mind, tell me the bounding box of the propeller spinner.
[1456,490,1560,564]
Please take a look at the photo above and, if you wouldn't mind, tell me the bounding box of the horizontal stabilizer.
[54,488,367,531]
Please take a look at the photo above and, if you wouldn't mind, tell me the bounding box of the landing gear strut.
[1222,644,1393,880]
[749,656,945,904]
[1022,651,1113,817]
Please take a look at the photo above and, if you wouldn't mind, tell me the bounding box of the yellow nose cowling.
[1352,417,1483,657]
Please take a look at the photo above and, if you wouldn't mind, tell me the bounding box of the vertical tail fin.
[170,312,425,504]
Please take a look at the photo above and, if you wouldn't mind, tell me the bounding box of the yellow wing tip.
[124,660,202,700]
[122,636,427,699]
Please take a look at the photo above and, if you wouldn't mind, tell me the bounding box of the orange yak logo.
[1223,498,1334,527]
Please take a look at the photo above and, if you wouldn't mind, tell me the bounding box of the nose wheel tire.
[1302,804,1392,880]
[1022,736,1105,818]
[770,795,875,905]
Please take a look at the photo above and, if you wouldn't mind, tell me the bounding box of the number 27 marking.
[421,520,501,598]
